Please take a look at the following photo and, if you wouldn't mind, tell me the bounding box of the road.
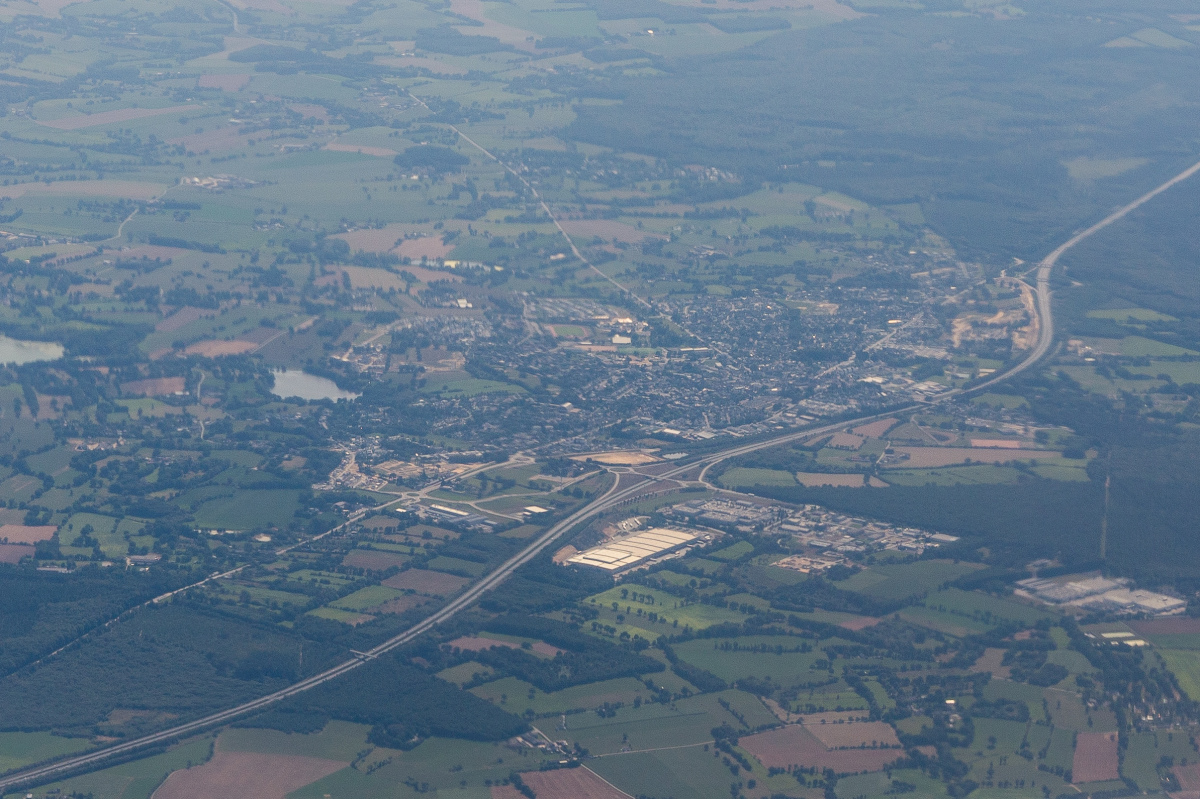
[4,156,1200,791]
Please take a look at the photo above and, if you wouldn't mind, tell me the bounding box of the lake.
[271,369,359,401]
[0,336,64,366]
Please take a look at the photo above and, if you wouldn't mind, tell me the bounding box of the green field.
[1159,649,1200,700]
[838,560,982,601]
[717,467,797,488]
[673,635,828,685]
[190,489,303,530]
[331,585,405,612]
[0,732,92,776]
[585,585,748,635]
[30,736,215,799]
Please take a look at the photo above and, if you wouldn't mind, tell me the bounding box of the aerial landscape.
[0,0,1199,796]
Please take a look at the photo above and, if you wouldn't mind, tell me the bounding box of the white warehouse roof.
[568,527,700,572]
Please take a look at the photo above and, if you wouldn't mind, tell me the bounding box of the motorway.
[4,157,1200,792]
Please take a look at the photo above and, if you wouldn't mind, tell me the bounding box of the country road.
[3,157,1200,792]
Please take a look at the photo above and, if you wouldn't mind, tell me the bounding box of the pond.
[271,369,359,402]
[0,336,64,366]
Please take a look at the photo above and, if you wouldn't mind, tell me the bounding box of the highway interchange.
[2,158,1200,792]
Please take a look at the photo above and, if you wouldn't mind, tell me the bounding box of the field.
[1158,649,1200,700]
[516,767,631,799]
[673,635,827,685]
[341,549,410,571]
[382,568,471,595]
[154,750,348,799]
[0,732,91,775]
[32,736,216,799]
[718,467,798,488]
[805,721,900,749]
[740,724,903,772]
[1122,730,1198,792]
[1072,731,1119,783]
[585,584,748,635]
[838,560,981,602]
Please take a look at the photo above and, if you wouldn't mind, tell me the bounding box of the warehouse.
[567,527,702,573]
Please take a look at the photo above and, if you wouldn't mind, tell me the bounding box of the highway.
[4,157,1200,792]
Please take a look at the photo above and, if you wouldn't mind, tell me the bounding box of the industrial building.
[567,527,703,573]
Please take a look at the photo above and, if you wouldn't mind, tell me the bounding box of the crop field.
[805,720,900,749]
[382,568,471,595]
[341,549,410,571]
[717,467,797,488]
[155,749,348,799]
[1072,731,1119,783]
[741,724,903,772]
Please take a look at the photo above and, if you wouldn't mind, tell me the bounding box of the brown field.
[838,615,882,631]
[520,767,632,799]
[0,544,33,564]
[198,73,250,91]
[338,265,408,291]
[447,635,563,658]
[371,595,428,615]
[38,104,197,130]
[446,0,537,50]
[886,446,1057,468]
[0,180,165,200]
[1072,731,1119,783]
[851,418,898,438]
[156,307,216,333]
[289,103,330,121]
[969,439,1026,449]
[1131,617,1200,635]
[806,721,900,750]
[122,376,186,397]
[558,219,651,243]
[383,568,470,596]
[325,142,398,158]
[397,236,454,260]
[571,451,659,465]
[741,725,903,773]
[333,224,407,253]
[0,524,57,544]
[970,648,1012,679]
[183,340,257,357]
[827,432,864,450]
[1174,762,1200,792]
[341,549,409,572]
[155,750,347,799]
[796,472,887,488]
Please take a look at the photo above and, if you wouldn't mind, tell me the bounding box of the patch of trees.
[245,655,526,748]
[471,616,662,691]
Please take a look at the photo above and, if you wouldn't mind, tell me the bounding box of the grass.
[707,541,754,561]
[330,585,405,612]
[290,736,554,799]
[471,675,654,716]
[921,588,1054,627]
[421,377,524,397]
[191,489,302,530]
[34,735,215,799]
[672,635,828,686]
[0,731,92,775]
[1086,307,1177,323]
[1159,649,1200,701]
[585,584,748,633]
[970,392,1029,409]
[588,743,753,799]
[220,721,370,760]
[838,560,982,601]
[307,607,370,624]
[424,555,488,577]
[717,467,797,488]
[882,464,1028,486]
[1122,730,1198,792]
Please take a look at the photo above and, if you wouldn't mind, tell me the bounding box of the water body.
[271,369,359,402]
[0,336,64,366]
